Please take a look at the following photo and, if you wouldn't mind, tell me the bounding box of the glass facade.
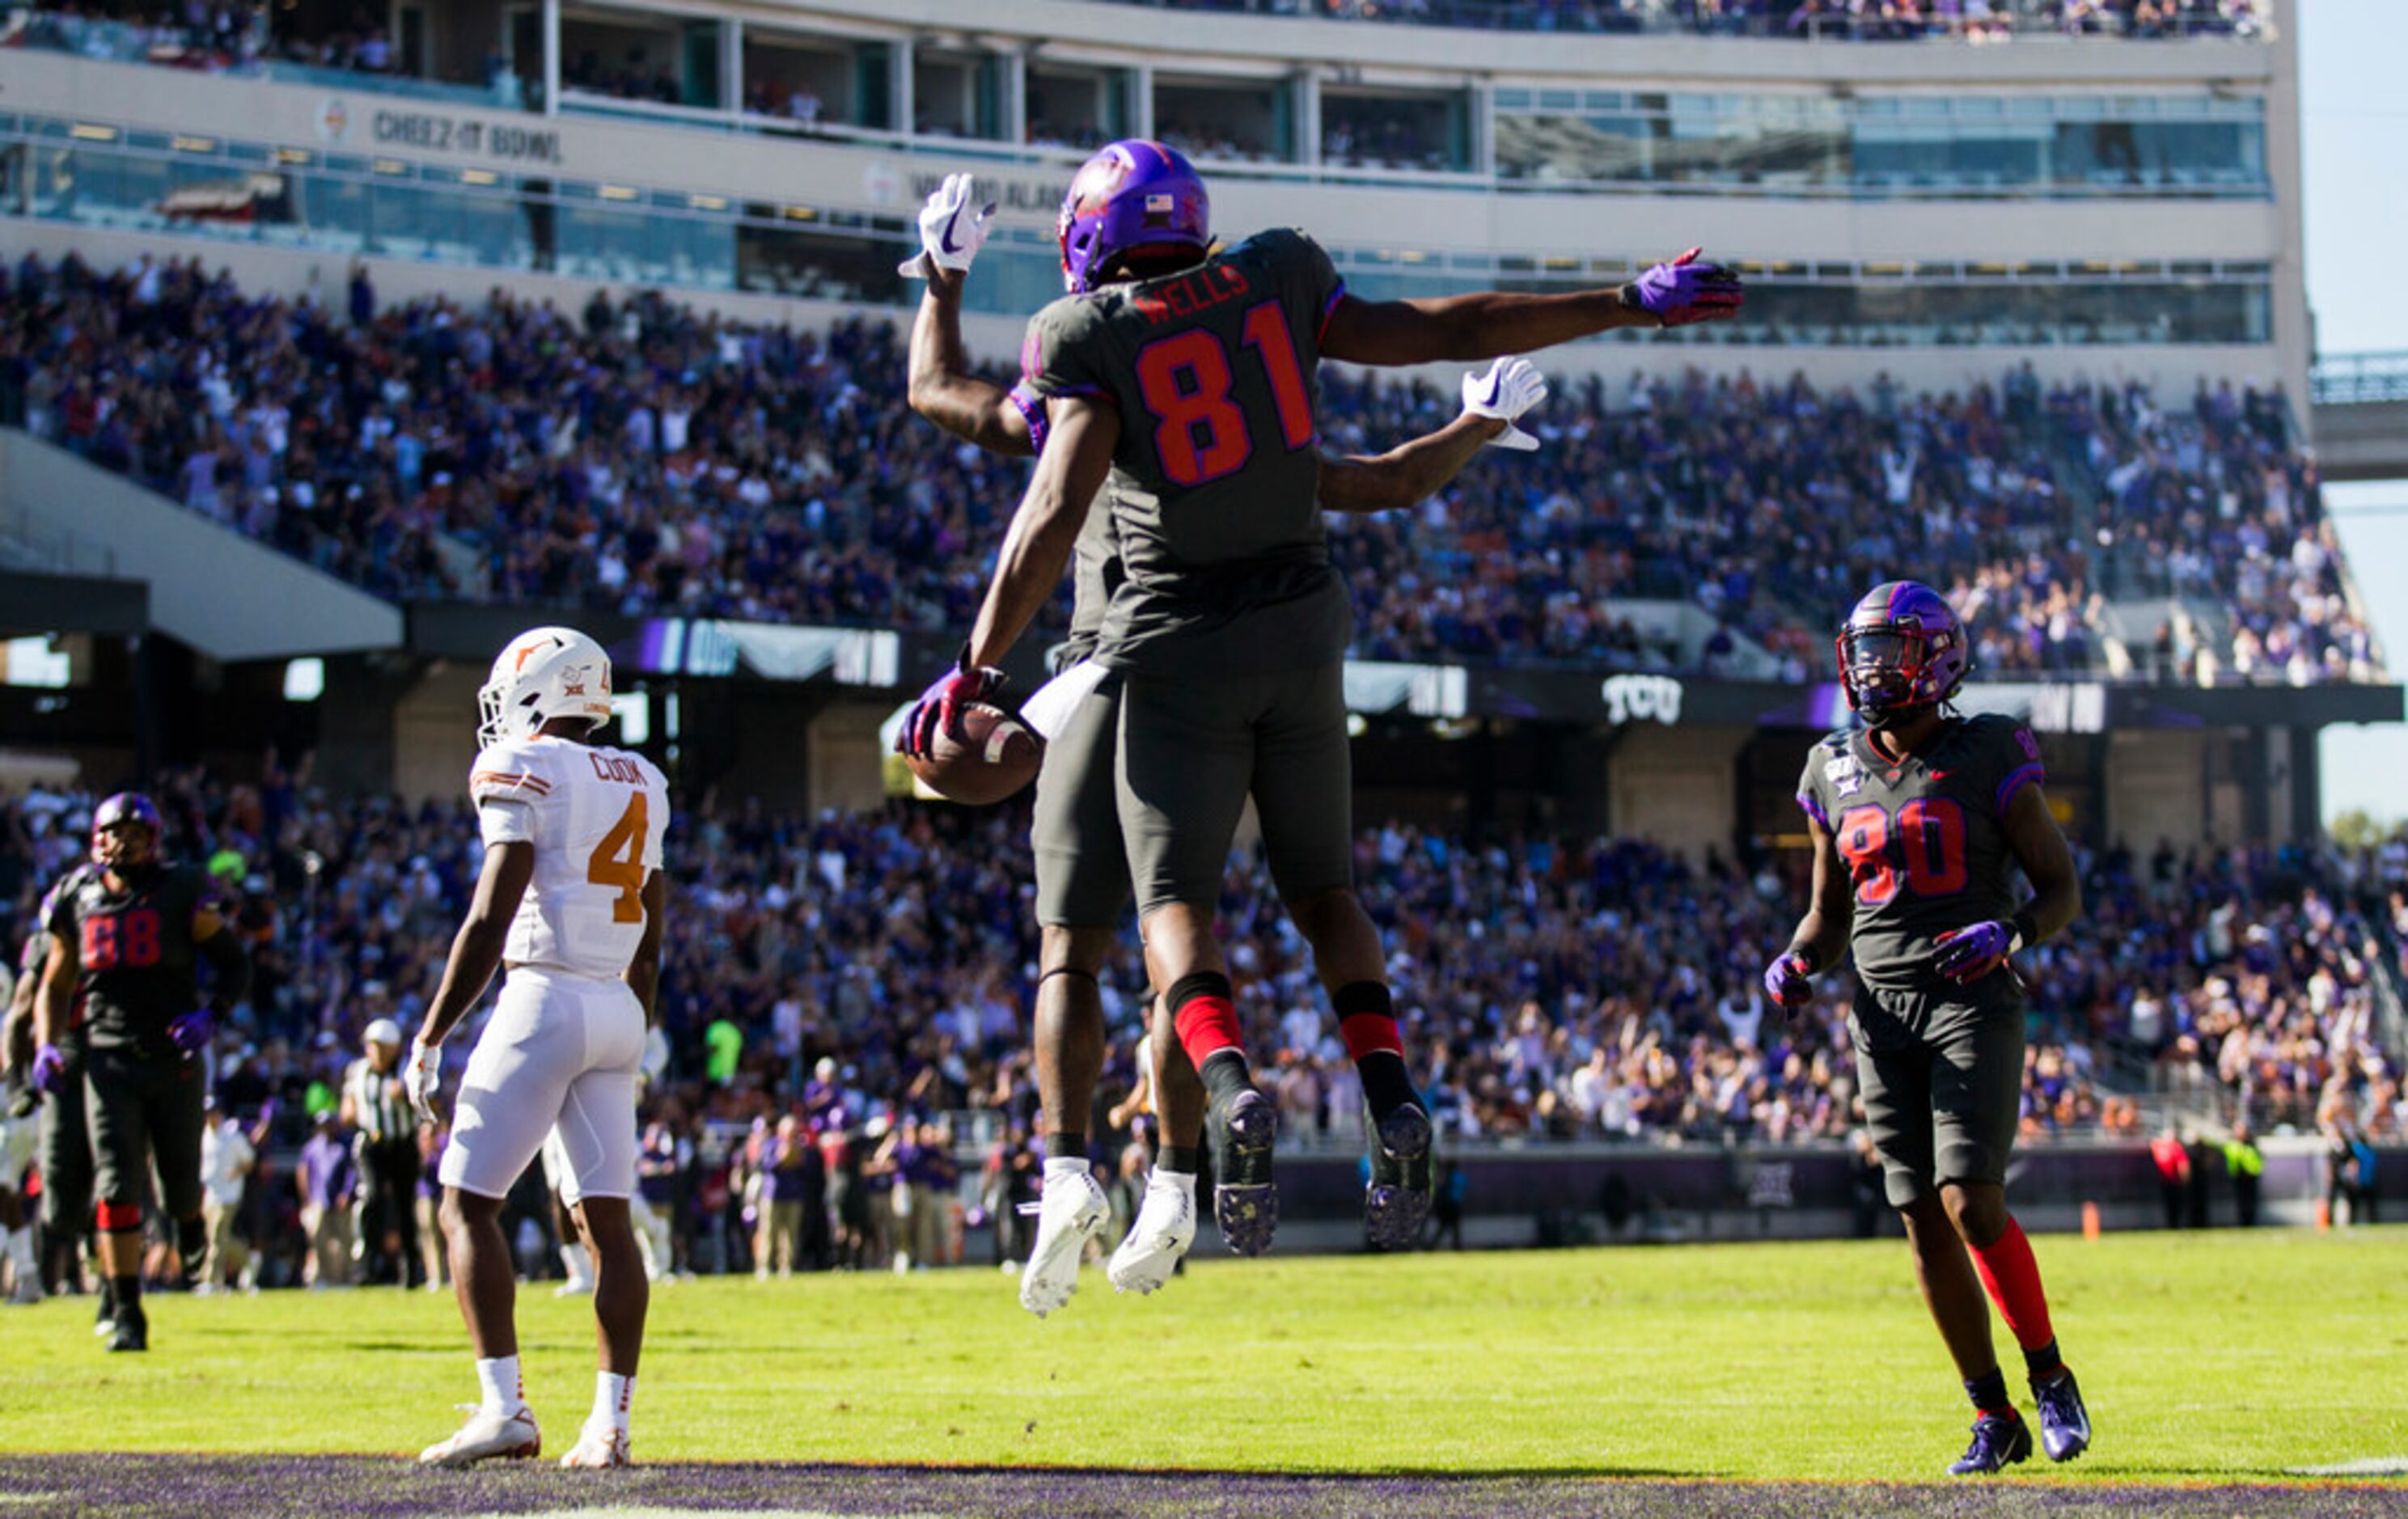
[1493,91,2267,197]
[0,115,2272,350]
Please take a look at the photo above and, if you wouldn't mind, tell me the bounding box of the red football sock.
[1339,1012,1403,1063]
[1172,994,1243,1069]
[1968,1216,2056,1352]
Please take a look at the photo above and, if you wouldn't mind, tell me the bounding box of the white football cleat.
[417,1403,541,1468]
[1107,1172,1197,1297]
[558,1421,631,1469]
[1017,1170,1107,1318]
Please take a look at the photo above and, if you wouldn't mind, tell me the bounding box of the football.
[907,703,1043,806]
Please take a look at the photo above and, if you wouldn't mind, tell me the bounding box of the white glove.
[896,172,997,280]
[403,1038,442,1125]
[1460,356,1548,451]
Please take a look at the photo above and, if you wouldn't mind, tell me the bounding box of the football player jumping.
[1766,582,2093,1474]
[31,793,252,1352]
[916,142,1738,1268]
[408,628,668,1470]
[897,170,1549,1312]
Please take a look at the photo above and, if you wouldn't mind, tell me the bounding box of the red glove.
[895,648,1009,760]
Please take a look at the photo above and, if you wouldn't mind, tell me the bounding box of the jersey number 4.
[1835,798,1968,906]
[586,793,649,925]
[1133,301,1314,487]
[82,909,163,970]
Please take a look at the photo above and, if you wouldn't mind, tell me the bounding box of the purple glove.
[1623,247,1745,328]
[895,648,1009,760]
[1763,952,1814,1013]
[167,1010,214,1057]
[30,1043,67,1095]
[1933,921,2016,984]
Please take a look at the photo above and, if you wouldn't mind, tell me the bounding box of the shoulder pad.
[1234,226,1309,259]
[469,739,556,805]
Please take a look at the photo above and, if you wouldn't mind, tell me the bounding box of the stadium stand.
[0,253,2376,685]
[1096,0,2268,40]
[4,772,2395,1177]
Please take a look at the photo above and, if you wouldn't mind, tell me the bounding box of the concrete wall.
[1606,723,1749,862]
[0,432,404,662]
[1258,1131,2393,1251]
[2102,727,2206,852]
[391,662,485,805]
[809,700,891,816]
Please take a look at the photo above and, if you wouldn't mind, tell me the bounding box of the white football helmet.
[477,626,614,747]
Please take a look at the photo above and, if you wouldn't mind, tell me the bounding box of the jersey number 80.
[1835,798,1968,906]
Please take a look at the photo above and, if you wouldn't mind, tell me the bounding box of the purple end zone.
[5,1458,2408,1519]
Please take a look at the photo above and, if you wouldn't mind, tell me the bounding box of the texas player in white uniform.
[403,627,668,1471]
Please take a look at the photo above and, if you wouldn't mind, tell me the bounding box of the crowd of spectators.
[2077,375,2377,685]
[561,45,682,106]
[1155,121,1280,163]
[1322,116,1449,172]
[11,2,450,81]
[6,766,2400,1199]
[0,252,2374,685]
[1124,0,2266,40]
[11,0,2275,60]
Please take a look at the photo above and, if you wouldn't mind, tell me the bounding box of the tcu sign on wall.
[1602,675,1683,726]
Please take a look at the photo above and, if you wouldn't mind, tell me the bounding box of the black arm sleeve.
[200,928,252,1008]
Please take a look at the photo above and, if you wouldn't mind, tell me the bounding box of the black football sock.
[1045,1132,1085,1162]
[1333,982,1419,1121]
[112,1274,142,1317]
[1199,1048,1253,1106]
[1159,1147,1201,1175]
[1357,1052,1420,1124]
[1964,1368,2014,1418]
[2023,1339,2066,1384]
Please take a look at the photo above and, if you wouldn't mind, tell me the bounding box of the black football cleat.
[1364,1102,1433,1251]
[107,1307,148,1353]
[1207,1085,1279,1257]
[2033,1367,2091,1462]
[1947,1411,2032,1475]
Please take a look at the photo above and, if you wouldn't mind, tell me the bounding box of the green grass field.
[3,1228,2404,1483]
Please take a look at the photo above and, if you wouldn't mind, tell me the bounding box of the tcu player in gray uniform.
[32,793,251,1352]
[897,172,1547,1313]
[1765,582,2091,1475]
[906,140,1740,1264]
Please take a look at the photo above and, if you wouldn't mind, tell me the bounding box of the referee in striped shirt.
[343,1019,424,1288]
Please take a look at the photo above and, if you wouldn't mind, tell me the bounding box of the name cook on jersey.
[586,753,650,787]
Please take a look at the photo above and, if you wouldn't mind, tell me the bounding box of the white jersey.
[0,1106,34,1186]
[470,734,669,980]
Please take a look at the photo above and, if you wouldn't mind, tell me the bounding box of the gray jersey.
[1796,713,2045,996]
[1018,227,1349,676]
[1007,379,1121,674]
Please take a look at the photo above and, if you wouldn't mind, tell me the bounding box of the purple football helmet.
[1056,139,1210,294]
[91,791,163,870]
[1837,581,1971,720]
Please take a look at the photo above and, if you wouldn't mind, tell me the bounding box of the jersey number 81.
[1133,301,1314,487]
